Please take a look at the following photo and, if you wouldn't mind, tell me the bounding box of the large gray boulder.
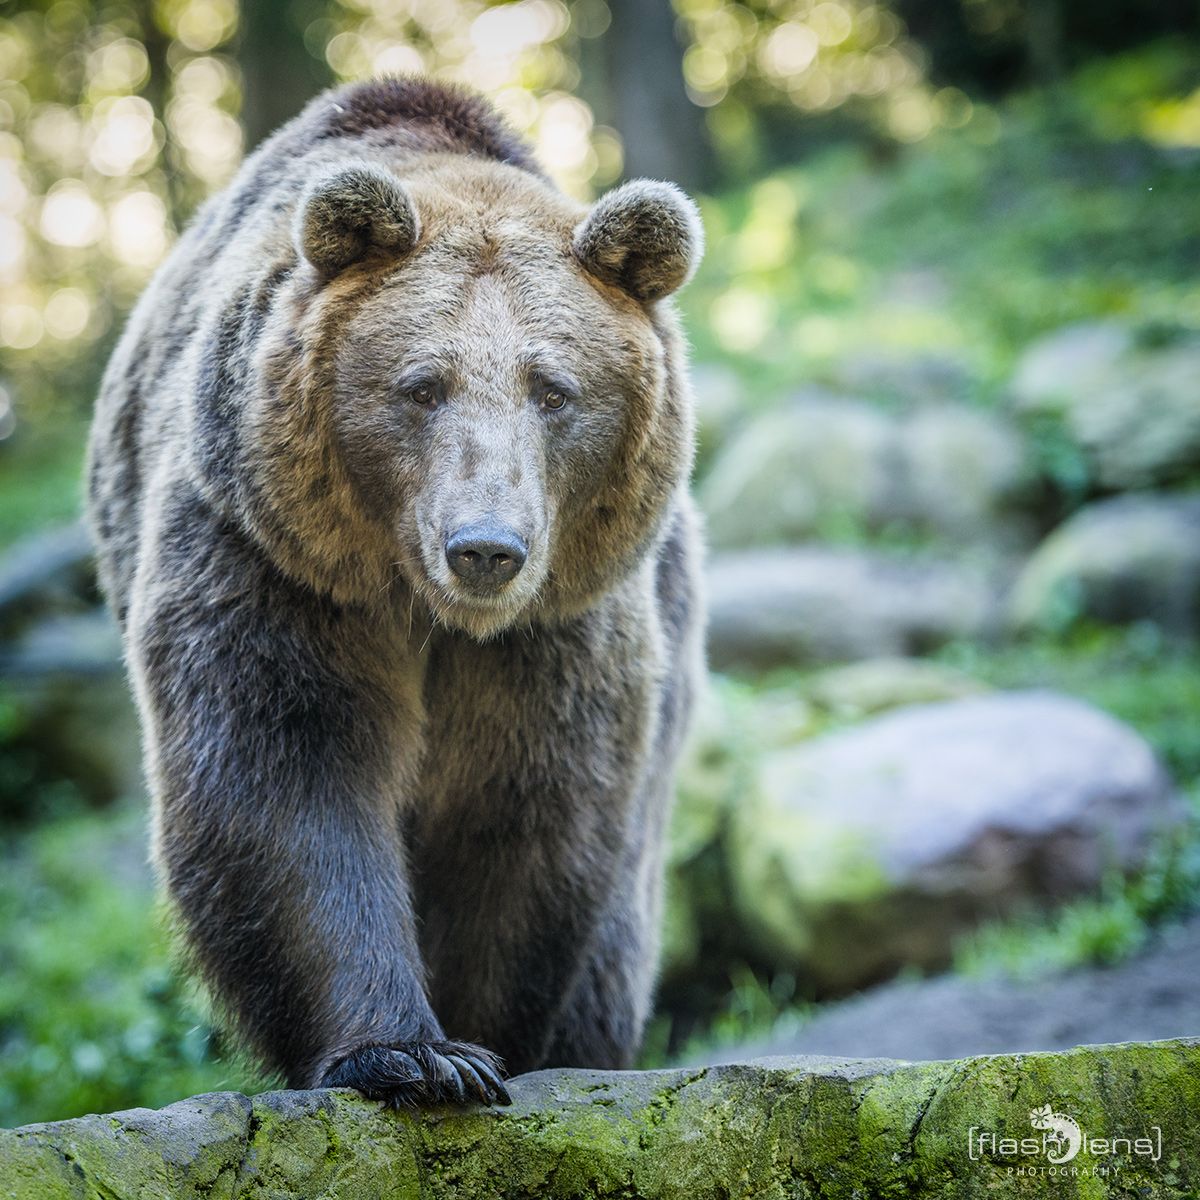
[1011,494,1200,635]
[0,522,94,630]
[1013,321,1200,489]
[898,404,1031,543]
[699,395,898,548]
[1011,320,1133,405]
[699,394,1030,550]
[727,691,1179,993]
[705,547,1001,669]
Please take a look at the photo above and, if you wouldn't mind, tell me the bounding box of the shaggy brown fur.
[87,77,704,1107]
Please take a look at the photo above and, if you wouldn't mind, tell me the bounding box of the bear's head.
[246,154,701,639]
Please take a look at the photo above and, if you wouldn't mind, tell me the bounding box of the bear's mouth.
[406,548,547,641]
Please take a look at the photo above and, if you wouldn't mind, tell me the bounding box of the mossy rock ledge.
[3,1039,1198,1199]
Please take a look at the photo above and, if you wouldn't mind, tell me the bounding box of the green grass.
[935,625,1200,782]
[0,429,88,550]
[0,805,266,1127]
[954,805,1200,980]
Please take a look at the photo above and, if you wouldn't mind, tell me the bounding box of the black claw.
[446,1054,490,1103]
[471,1057,512,1105]
[431,1052,466,1101]
[325,1040,508,1109]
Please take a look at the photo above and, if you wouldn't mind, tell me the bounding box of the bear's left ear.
[573,180,703,302]
[295,163,420,276]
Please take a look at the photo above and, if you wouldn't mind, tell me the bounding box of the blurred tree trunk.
[239,0,332,150]
[601,0,713,193]
[137,0,186,228]
[1025,0,1065,86]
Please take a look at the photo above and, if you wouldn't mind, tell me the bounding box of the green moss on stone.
[2,1039,1197,1199]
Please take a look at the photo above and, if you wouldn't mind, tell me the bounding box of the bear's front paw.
[322,1039,512,1108]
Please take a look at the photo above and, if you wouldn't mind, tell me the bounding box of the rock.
[0,609,123,678]
[0,522,94,630]
[1011,320,1133,406]
[3,1040,1198,1198]
[699,394,898,548]
[898,404,1031,544]
[1011,494,1200,635]
[699,394,1031,550]
[727,692,1178,993]
[705,548,1000,669]
[1013,322,1200,489]
[807,657,986,716]
[830,346,975,406]
[0,609,138,816]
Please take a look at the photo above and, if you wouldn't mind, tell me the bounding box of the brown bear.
[86,77,704,1107]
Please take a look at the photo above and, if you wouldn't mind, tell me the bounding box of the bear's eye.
[406,383,437,407]
[541,387,568,411]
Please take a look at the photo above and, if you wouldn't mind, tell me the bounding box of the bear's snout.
[445,520,527,587]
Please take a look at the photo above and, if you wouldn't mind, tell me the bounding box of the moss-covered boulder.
[3,1039,1197,1198]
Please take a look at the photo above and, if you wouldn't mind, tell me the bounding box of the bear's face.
[257,158,701,636]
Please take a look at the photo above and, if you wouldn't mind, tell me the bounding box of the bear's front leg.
[130,511,509,1107]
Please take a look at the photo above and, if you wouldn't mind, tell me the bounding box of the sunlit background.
[2,0,1200,1128]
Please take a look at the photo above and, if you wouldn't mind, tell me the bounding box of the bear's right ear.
[573,179,703,302]
[295,163,420,276]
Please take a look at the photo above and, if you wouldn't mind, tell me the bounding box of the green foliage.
[0,806,265,1127]
[0,685,89,824]
[0,430,87,550]
[955,809,1200,979]
[682,43,1200,401]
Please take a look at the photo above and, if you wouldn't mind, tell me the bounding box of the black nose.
[445,522,527,585]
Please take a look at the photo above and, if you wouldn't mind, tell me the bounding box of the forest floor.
[693,912,1200,1065]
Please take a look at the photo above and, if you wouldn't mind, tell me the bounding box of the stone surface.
[700,395,897,548]
[1013,321,1200,489]
[898,404,1031,543]
[1011,494,1200,635]
[0,523,94,630]
[699,394,1030,550]
[697,914,1200,1066]
[727,691,1178,993]
[705,548,1000,669]
[3,1040,1198,1198]
[830,346,975,406]
[0,609,122,678]
[1011,320,1133,407]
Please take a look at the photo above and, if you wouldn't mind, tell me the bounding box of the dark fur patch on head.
[317,77,543,176]
[574,180,704,302]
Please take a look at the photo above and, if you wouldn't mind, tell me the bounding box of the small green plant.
[955,811,1200,980]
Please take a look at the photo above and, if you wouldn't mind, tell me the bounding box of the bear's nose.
[445,521,527,586]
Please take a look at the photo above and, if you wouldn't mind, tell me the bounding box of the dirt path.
[696,914,1200,1065]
